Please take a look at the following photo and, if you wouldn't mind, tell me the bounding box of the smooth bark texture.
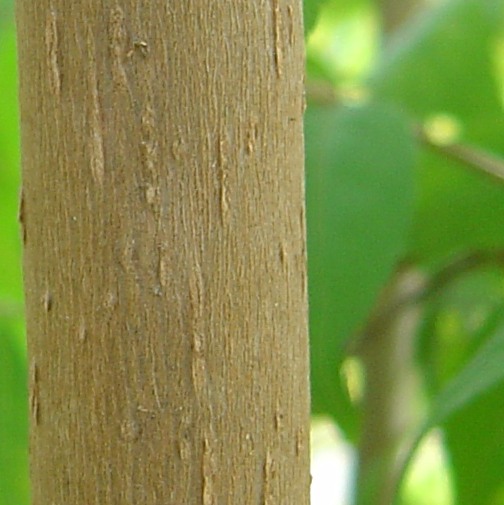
[17,2,310,503]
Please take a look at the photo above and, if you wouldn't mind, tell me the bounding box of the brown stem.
[419,131,504,184]
[306,83,504,188]
[376,0,428,35]
[393,250,504,312]
[354,268,426,505]
[353,251,504,504]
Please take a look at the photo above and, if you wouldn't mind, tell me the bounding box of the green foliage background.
[2,1,504,503]
[1,1,29,503]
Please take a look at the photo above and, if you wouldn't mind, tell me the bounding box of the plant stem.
[420,132,504,184]
[354,268,426,505]
[376,0,428,34]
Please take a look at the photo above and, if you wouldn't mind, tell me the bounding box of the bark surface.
[17,2,310,503]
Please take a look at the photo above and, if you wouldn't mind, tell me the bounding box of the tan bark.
[17,2,310,503]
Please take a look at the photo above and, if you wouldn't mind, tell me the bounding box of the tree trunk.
[16,2,310,504]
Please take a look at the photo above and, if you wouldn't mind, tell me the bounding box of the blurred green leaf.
[307,0,377,86]
[305,102,416,422]
[397,314,504,503]
[444,384,504,505]
[411,152,504,262]
[0,24,22,303]
[304,0,327,35]
[370,0,504,262]
[0,12,29,504]
[415,267,504,505]
[304,0,366,35]
[417,266,504,394]
[425,318,504,430]
[371,0,502,125]
[0,0,14,30]
[0,320,29,505]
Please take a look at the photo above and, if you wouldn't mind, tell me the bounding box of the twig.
[418,130,504,184]
[305,81,504,186]
[400,250,504,309]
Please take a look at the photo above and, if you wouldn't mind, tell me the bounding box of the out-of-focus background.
[3,0,504,503]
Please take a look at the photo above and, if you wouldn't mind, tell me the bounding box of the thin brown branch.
[354,268,426,505]
[353,251,504,504]
[305,80,340,106]
[352,250,504,353]
[388,250,504,316]
[377,0,428,34]
[306,84,504,186]
[419,130,504,184]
